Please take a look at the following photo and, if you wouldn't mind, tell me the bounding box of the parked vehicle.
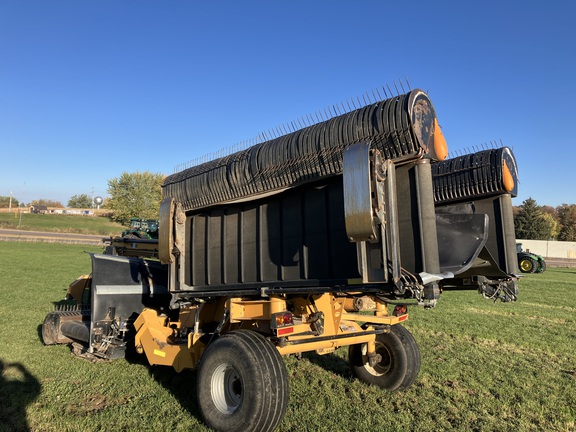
[121,218,159,239]
[517,243,546,273]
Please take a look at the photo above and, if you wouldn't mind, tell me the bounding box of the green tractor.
[121,218,159,239]
[517,243,546,273]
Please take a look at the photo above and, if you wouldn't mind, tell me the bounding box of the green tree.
[541,213,560,239]
[68,194,93,208]
[514,198,553,240]
[557,204,576,241]
[0,195,19,208]
[30,199,64,208]
[107,171,165,225]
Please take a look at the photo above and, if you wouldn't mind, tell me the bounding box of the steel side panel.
[183,178,360,290]
[89,254,170,328]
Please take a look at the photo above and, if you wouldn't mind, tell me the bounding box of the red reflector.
[398,315,408,322]
[277,327,294,336]
[394,305,408,316]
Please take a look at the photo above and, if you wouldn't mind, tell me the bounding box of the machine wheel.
[536,260,547,273]
[349,324,421,392]
[519,257,537,273]
[196,330,289,432]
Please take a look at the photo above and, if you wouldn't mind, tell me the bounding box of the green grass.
[0,242,574,431]
[0,213,125,236]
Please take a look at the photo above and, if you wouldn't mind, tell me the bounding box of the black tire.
[42,312,59,345]
[389,324,421,391]
[349,324,421,392]
[519,257,537,273]
[536,259,547,273]
[196,330,289,432]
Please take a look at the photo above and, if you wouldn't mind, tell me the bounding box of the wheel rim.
[211,363,243,414]
[362,342,392,376]
[520,259,532,272]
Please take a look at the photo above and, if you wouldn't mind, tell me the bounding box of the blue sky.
[1,1,575,207]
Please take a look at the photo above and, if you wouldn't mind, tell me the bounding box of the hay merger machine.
[42,88,520,432]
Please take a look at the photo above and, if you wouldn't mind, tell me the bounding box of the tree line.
[0,172,164,226]
[514,198,576,241]
[0,195,97,209]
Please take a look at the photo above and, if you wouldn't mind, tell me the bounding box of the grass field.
[0,242,574,431]
[0,213,124,236]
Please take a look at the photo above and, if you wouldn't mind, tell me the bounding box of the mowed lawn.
[0,213,124,236]
[0,241,574,431]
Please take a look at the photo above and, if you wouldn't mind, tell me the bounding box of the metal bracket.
[342,142,402,285]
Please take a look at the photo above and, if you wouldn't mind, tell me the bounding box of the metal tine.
[381,86,389,99]
[386,83,394,98]
[346,99,353,112]
[393,81,400,96]
[307,113,315,126]
[327,106,334,118]
[327,105,334,117]
[399,80,406,93]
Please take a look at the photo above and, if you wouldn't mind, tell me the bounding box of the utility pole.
[18,202,23,227]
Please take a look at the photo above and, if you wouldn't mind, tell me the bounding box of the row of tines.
[164,91,428,211]
[432,147,516,204]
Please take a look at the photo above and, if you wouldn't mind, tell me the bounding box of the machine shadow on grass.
[0,359,41,432]
[300,350,355,380]
[37,321,204,426]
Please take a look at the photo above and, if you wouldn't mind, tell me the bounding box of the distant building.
[30,205,48,214]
